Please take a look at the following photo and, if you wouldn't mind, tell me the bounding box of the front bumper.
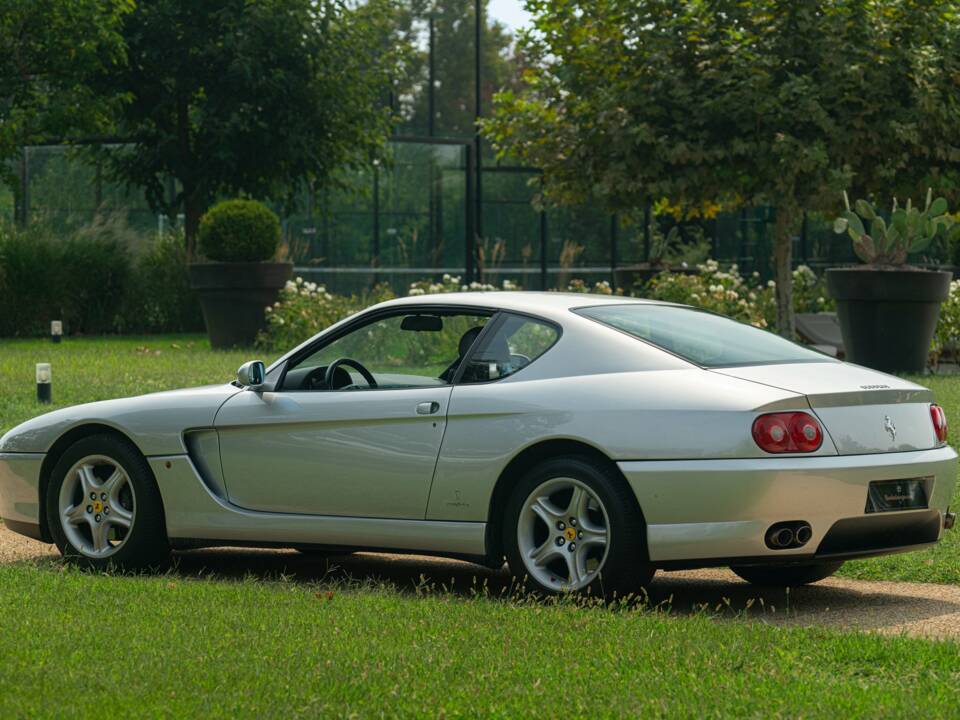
[0,452,46,540]
[619,446,958,566]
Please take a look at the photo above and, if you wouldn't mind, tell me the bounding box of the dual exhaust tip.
[765,521,813,550]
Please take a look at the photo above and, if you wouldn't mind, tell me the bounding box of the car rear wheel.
[730,561,843,587]
[503,456,654,597]
[46,434,169,570]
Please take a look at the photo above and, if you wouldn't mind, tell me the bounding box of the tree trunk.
[773,207,796,339]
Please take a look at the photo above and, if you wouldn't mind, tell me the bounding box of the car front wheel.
[730,561,844,588]
[503,456,654,597]
[46,434,169,570]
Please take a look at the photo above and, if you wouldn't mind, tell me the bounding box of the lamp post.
[36,363,51,404]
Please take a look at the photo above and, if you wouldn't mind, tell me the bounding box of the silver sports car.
[1,293,956,594]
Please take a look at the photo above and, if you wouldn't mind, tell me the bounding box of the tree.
[98,0,408,257]
[395,0,517,137]
[0,0,130,185]
[483,0,960,336]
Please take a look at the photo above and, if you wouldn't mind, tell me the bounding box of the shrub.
[933,280,960,364]
[259,278,395,350]
[198,199,281,262]
[121,232,204,333]
[643,261,833,331]
[0,221,130,336]
[644,260,775,328]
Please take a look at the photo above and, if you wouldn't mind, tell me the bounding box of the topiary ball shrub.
[197,199,281,262]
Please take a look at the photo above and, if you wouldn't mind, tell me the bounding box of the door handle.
[416,401,440,415]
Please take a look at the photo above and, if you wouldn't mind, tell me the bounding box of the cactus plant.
[833,189,960,266]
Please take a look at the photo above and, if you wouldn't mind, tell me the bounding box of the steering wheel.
[323,357,377,390]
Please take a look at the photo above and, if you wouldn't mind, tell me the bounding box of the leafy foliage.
[0,220,130,336]
[0,218,202,336]
[0,0,131,175]
[260,278,396,351]
[834,190,960,266]
[643,262,832,329]
[482,0,960,336]
[198,200,281,263]
[96,0,408,254]
[121,232,203,333]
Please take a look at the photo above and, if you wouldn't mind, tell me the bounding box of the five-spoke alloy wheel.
[517,477,610,592]
[504,456,654,596]
[47,434,170,570]
[59,455,136,559]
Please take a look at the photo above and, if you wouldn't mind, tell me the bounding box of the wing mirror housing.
[237,360,266,389]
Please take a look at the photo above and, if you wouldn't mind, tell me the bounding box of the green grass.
[0,335,255,436]
[1,562,960,718]
[4,335,960,714]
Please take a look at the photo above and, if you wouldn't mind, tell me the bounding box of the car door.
[215,307,492,519]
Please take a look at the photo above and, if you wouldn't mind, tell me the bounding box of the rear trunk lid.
[712,361,937,454]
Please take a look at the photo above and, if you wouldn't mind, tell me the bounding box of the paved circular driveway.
[4,524,959,641]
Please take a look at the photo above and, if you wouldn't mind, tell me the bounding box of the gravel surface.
[5,524,959,641]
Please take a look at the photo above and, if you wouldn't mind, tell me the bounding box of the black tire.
[502,455,654,597]
[46,434,170,570]
[730,561,843,588]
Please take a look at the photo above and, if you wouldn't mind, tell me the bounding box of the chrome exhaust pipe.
[795,524,812,545]
[768,527,795,548]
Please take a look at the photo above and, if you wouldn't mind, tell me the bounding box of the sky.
[487,0,533,30]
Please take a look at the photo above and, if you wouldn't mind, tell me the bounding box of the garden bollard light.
[36,363,51,404]
[51,321,62,344]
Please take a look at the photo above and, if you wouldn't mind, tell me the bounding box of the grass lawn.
[3,335,960,714]
[1,562,960,718]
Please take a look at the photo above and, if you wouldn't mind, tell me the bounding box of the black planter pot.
[826,268,951,373]
[189,262,293,349]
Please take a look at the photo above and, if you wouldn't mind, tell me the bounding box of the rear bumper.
[0,453,45,532]
[619,446,958,565]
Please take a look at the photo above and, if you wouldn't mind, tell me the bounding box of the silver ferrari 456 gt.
[1,292,956,594]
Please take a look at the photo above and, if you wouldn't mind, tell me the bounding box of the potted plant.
[188,199,292,349]
[829,190,958,372]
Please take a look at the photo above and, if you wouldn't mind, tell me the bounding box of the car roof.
[375,291,665,319]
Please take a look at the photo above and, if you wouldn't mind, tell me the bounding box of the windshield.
[575,304,832,368]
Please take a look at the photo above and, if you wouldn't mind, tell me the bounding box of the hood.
[1,384,243,455]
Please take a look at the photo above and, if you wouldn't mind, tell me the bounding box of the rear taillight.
[752,412,824,454]
[931,404,948,444]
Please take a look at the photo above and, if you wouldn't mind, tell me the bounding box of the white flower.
[409,288,425,296]
[284,280,296,291]
[265,306,272,313]
[295,277,304,285]
[442,273,451,282]
[767,280,776,288]
[817,296,826,304]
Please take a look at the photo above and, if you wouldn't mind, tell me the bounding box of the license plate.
[865,478,929,513]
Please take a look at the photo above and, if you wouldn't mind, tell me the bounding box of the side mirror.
[237,360,266,389]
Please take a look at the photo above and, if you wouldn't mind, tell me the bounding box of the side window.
[282,311,489,390]
[460,314,559,383]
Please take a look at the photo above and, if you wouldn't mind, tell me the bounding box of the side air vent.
[183,429,227,499]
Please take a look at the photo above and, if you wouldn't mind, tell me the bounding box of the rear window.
[575,304,831,368]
